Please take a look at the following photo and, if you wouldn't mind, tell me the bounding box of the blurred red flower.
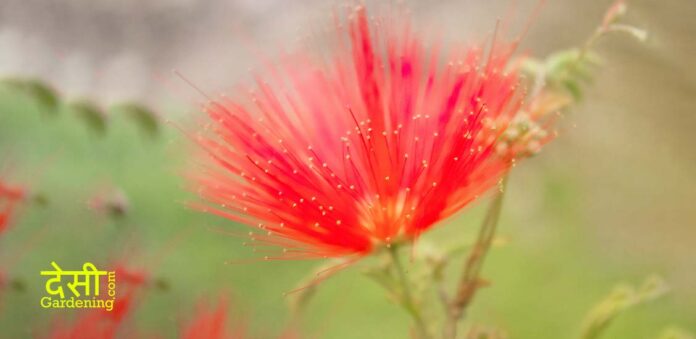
[180,296,244,339]
[43,262,149,339]
[0,179,25,236]
[44,293,138,339]
[194,6,525,259]
[180,295,302,339]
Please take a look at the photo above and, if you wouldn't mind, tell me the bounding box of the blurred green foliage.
[0,84,694,338]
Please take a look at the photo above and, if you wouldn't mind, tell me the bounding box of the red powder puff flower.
[194,6,530,259]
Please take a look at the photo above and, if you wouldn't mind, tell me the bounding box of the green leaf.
[0,78,59,114]
[68,99,108,135]
[23,79,59,114]
[111,102,160,138]
[580,276,669,339]
[545,49,582,77]
[563,79,583,100]
[570,61,596,83]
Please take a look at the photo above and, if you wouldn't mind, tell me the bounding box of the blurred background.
[0,0,694,338]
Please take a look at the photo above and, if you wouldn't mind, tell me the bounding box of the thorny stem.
[388,245,431,339]
[444,177,508,339]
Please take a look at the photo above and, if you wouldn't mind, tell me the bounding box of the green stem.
[388,245,430,339]
[444,177,508,339]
